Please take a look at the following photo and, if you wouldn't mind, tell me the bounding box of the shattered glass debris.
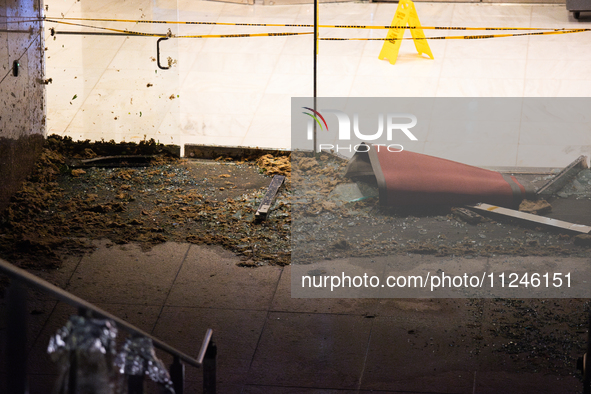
[557,169,591,198]
[114,336,175,393]
[0,135,291,270]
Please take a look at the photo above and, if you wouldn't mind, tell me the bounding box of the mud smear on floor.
[0,135,291,270]
[2,141,590,271]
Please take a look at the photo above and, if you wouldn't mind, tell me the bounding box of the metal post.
[127,374,144,394]
[170,356,184,394]
[68,350,78,394]
[203,341,217,394]
[585,308,591,394]
[78,306,90,318]
[6,279,28,394]
[313,0,318,155]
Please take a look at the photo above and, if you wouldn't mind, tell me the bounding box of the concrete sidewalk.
[1,240,588,393]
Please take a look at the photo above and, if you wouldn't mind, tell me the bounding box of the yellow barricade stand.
[378,0,434,65]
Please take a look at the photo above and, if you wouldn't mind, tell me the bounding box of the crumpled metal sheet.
[115,336,175,394]
[47,315,118,394]
[345,145,535,208]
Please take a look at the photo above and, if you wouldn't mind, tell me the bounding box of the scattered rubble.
[1,140,590,272]
[547,169,591,199]
[1,140,590,380]
[71,169,86,177]
[292,151,591,264]
[519,199,552,215]
[0,136,291,270]
[452,207,484,225]
[255,154,291,177]
[574,234,591,247]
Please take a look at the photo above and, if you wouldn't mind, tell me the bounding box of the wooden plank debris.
[255,175,286,221]
[467,203,591,235]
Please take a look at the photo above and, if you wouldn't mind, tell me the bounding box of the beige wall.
[0,0,45,211]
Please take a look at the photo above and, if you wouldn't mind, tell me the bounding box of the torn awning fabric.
[345,143,534,207]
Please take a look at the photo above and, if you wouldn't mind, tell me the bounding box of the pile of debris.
[0,135,291,270]
[291,151,591,264]
[1,136,590,271]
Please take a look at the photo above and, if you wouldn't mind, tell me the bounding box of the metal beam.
[536,155,589,195]
[468,203,591,234]
[255,175,286,221]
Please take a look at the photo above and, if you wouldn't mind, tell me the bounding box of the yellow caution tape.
[324,25,580,31]
[46,19,170,36]
[322,29,589,40]
[45,18,590,40]
[47,19,312,38]
[177,32,313,38]
[47,16,586,32]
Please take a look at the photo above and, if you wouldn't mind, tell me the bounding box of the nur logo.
[302,107,419,153]
[302,107,328,140]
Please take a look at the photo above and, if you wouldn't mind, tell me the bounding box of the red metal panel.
[347,145,532,207]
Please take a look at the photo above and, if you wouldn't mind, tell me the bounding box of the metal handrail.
[0,256,211,368]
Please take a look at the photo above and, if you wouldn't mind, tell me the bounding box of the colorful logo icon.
[302,107,328,132]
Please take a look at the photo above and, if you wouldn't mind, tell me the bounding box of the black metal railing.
[0,257,216,394]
